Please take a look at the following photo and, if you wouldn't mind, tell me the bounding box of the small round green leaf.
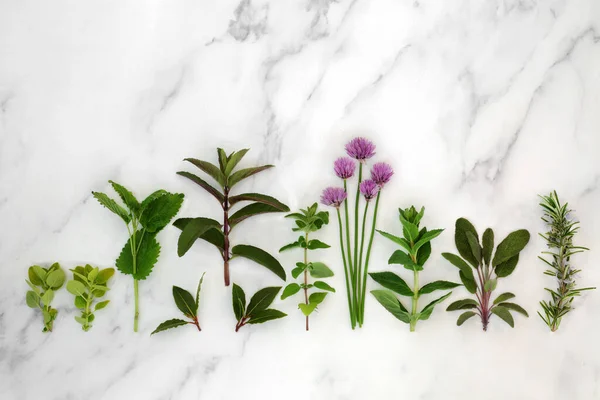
[67,280,87,297]
[26,291,39,308]
[308,262,334,278]
[46,269,66,289]
[281,283,301,300]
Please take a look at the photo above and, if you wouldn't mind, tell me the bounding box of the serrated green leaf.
[281,283,301,300]
[248,309,287,324]
[177,171,224,203]
[232,283,246,321]
[109,180,140,215]
[246,287,281,316]
[96,268,115,285]
[95,300,110,311]
[46,269,66,289]
[195,272,205,309]
[495,254,519,278]
[482,228,494,266]
[446,299,478,311]
[419,292,453,320]
[493,292,515,305]
[67,280,87,297]
[419,280,461,295]
[177,217,221,257]
[492,229,530,267]
[140,193,184,233]
[308,262,333,278]
[151,318,190,335]
[455,218,479,268]
[224,149,250,177]
[229,202,288,228]
[309,292,327,305]
[307,239,330,250]
[116,233,161,280]
[491,306,514,327]
[93,191,130,224]
[371,290,410,324]
[369,271,413,296]
[228,165,274,188]
[140,190,168,211]
[313,281,335,292]
[231,245,286,281]
[26,291,39,308]
[173,286,197,318]
[184,158,226,187]
[496,302,528,317]
[457,311,477,326]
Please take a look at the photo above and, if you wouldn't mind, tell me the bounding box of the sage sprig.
[279,203,334,330]
[174,149,289,286]
[25,263,66,332]
[371,206,458,331]
[93,181,184,332]
[152,273,205,335]
[232,284,286,331]
[443,218,530,331]
[67,265,115,331]
[538,191,595,331]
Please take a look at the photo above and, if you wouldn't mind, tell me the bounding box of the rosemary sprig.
[538,191,595,332]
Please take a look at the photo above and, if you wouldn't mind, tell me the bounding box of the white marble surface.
[1,0,600,399]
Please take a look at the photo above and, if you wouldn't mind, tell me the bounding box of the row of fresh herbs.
[25,141,594,334]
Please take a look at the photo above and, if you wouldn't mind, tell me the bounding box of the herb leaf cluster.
[26,263,66,332]
[67,265,114,331]
[232,284,287,331]
[153,273,206,335]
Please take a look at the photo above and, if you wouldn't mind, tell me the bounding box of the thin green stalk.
[130,219,139,333]
[343,181,354,288]
[337,208,355,329]
[356,201,370,325]
[410,266,419,332]
[353,164,363,324]
[304,232,309,331]
[359,191,381,324]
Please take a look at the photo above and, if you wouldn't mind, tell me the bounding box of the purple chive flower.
[359,179,379,201]
[320,187,347,208]
[345,137,376,161]
[371,162,394,187]
[334,157,356,179]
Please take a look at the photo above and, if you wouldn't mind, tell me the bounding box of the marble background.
[1,0,600,399]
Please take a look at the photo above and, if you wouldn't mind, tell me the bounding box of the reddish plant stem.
[192,318,201,331]
[235,316,249,332]
[223,187,231,286]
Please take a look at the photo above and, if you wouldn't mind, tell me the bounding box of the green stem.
[343,180,353,280]
[130,219,139,333]
[337,208,355,329]
[353,164,363,325]
[304,232,309,331]
[410,268,419,332]
[356,201,370,324]
[360,191,381,324]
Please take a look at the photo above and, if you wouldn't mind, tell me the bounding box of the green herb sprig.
[25,263,66,332]
[371,206,458,331]
[279,203,335,331]
[538,191,595,331]
[67,265,115,331]
[93,181,184,332]
[443,218,530,331]
[174,149,289,286]
[232,284,287,331]
[152,273,205,335]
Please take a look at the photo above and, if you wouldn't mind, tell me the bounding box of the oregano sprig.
[174,149,289,286]
[371,206,457,331]
[67,265,115,331]
[232,284,287,331]
[443,218,530,331]
[279,203,335,331]
[538,191,595,331]
[152,273,205,335]
[25,263,66,332]
[93,181,184,332]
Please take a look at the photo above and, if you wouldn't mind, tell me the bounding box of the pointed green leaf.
[177,218,221,257]
[369,271,413,296]
[388,250,413,265]
[116,233,161,280]
[229,202,288,228]
[224,149,250,176]
[377,230,411,252]
[496,302,528,317]
[446,299,478,311]
[246,287,281,316]
[492,229,530,267]
[419,292,453,320]
[26,291,39,308]
[95,300,110,311]
[371,290,410,324]
[442,252,477,291]
[279,241,300,252]
[140,192,184,233]
[217,148,228,171]
[465,231,481,264]
[457,311,477,326]
[491,306,514,327]
[228,165,274,188]
[314,281,335,292]
[281,283,301,300]
[413,229,444,254]
[177,171,224,203]
[184,158,226,187]
[459,271,477,294]
[174,218,225,252]
[307,239,330,250]
[493,292,515,305]
[495,254,519,278]
[231,245,286,281]
[416,238,432,267]
[195,273,205,309]
[229,193,288,210]
[419,280,461,295]
[93,191,131,224]
[309,292,327,305]
[247,309,287,324]
[173,286,197,318]
[482,228,494,266]
[109,180,140,215]
[291,265,306,279]
[151,319,190,335]
[455,218,479,268]
[232,283,246,321]
[308,262,334,278]
[140,190,168,211]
